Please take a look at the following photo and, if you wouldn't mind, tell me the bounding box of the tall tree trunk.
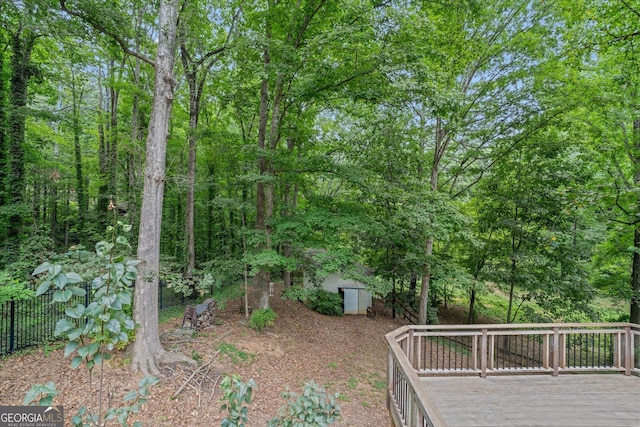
[282,138,297,288]
[49,180,58,244]
[506,207,520,324]
[108,63,120,204]
[0,45,7,209]
[184,81,198,278]
[127,20,143,239]
[418,118,444,325]
[131,0,189,376]
[254,39,271,310]
[96,81,109,222]
[630,118,640,325]
[71,71,87,239]
[6,26,36,252]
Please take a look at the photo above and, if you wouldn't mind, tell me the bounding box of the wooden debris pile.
[182,298,216,330]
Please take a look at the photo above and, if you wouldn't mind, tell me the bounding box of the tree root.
[132,347,195,377]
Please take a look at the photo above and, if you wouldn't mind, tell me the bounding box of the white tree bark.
[131,0,190,375]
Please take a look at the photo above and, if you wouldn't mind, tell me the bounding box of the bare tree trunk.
[631,119,640,325]
[71,70,87,239]
[127,12,144,239]
[131,0,190,376]
[184,84,198,278]
[418,118,444,325]
[254,37,271,310]
[506,207,520,324]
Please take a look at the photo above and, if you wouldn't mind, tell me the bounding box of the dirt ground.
[0,285,414,426]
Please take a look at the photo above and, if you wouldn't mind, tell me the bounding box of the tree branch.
[59,0,155,68]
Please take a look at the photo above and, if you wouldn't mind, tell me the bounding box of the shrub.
[220,374,256,427]
[306,289,344,316]
[0,271,34,304]
[249,308,277,331]
[268,381,341,427]
[281,286,307,302]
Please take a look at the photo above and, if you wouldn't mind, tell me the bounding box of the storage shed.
[304,272,372,315]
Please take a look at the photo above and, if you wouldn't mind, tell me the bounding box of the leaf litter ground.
[0,284,411,426]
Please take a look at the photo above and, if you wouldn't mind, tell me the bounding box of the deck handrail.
[386,323,640,427]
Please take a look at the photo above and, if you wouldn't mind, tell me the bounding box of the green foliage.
[220,374,256,427]
[26,223,157,426]
[249,308,277,331]
[163,271,213,298]
[281,286,307,302]
[246,249,297,275]
[212,283,246,309]
[267,381,341,427]
[306,289,344,316]
[0,270,34,304]
[23,381,58,406]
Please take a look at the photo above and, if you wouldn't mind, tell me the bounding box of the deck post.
[408,328,414,369]
[625,326,632,376]
[552,327,559,376]
[480,328,488,377]
[542,333,550,369]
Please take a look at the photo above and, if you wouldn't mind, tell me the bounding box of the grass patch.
[347,377,358,390]
[159,306,185,323]
[217,341,254,364]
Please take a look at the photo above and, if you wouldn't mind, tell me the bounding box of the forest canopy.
[1,0,640,328]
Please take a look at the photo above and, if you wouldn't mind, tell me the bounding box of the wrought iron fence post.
[84,282,90,324]
[159,279,163,310]
[84,282,89,307]
[9,297,15,354]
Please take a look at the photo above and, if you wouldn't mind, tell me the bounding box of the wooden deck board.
[421,374,640,426]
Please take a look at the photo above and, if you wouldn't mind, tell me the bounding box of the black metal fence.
[0,280,193,356]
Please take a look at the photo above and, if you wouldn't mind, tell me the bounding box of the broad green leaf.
[95,241,114,257]
[69,286,87,297]
[93,352,103,365]
[35,281,51,296]
[65,304,85,319]
[68,327,83,341]
[77,345,89,358]
[64,341,79,357]
[116,235,130,247]
[87,341,100,356]
[32,262,50,276]
[52,273,68,289]
[123,390,138,401]
[106,319,121,334]
[71,356,83,369]
[66,272,84,283]
[52,289,72,303]
[54,318,73,336]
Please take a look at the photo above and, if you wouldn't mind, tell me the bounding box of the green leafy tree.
[27,222,158,426]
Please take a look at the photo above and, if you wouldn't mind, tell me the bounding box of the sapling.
[25,222,158,427]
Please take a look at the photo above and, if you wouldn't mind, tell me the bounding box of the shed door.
[343,288,359,314]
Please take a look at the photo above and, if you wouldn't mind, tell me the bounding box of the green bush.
[281,286,307,302]
[220,374,256,427]
[249,308,277,331]
[268,381,341,427]
[306,289,344,316]
[0,271,34,304]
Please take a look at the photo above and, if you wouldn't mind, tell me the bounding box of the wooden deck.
[387,324,640,427]
[421,374,640,426]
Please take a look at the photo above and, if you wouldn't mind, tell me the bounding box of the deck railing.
[386,323,640,427]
